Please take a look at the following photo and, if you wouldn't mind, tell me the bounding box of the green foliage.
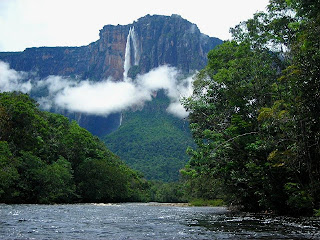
[284,183,314,215]
[77,158,129,202]
[190,199,225,207]
[183,40,281,211]
[104,91,195,182]
[182,0,320,216]
[314,209,320,217]
[149,181,187,203]
[0,92,148,203]
[0,141,19,200]
[38,157,76,203]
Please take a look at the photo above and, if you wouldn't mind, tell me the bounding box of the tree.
[182,0,320,214]
[0,141,19,201]
[0,92,149,204]
[182,40,283,211]
[37,157,76,203]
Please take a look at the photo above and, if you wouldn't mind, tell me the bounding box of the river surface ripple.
[0,203,319,239]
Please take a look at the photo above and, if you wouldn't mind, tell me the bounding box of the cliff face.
[0,14,222,80]
[134,14,220,74]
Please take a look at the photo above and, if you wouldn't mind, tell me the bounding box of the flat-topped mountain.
[0,14,222,80]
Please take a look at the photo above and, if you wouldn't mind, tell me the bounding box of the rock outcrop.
[0,14,222,80]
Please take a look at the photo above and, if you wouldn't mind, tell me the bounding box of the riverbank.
[144,202,191,207]
[92,202,191,207]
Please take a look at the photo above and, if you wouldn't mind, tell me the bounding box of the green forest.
[104,91,195,182]
[1,0,320,217]
[181,0,320,215]
[0,92,151,203]
[0,92,188,204]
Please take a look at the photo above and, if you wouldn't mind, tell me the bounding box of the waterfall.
[123,28,132,80]
[131,27,139,65]
[123,27,139,80]
[119,113,123,126]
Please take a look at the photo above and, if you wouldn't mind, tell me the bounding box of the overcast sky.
[0,0,269,52]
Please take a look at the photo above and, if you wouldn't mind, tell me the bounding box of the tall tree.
[182,0,320,214]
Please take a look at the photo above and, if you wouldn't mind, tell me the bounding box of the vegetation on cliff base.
[104,91,195,182]
[182,0,320,215]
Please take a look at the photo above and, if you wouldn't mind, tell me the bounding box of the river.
[0,203,319,239]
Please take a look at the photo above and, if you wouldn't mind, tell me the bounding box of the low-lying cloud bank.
[0,61,193,118]
[0,61,32,93]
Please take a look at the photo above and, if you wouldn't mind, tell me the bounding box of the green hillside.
[0,92,149,204]
[104,91,195,182]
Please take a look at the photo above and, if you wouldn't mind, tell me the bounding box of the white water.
[123,28,132,80]
[1,204,319,240]
[123,27,139,80]
[131,27,139,65]
[119,113,123,126]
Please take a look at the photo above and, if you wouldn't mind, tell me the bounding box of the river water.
[0,203,319,239]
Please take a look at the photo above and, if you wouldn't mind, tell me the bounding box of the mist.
[0,61,32,93]
[0,61,193,118]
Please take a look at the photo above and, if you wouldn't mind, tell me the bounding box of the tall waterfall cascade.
[123,27,139,80]
[119,113,123,126]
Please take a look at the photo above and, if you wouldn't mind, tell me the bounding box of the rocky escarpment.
[132,14,221,75]
[0,14,222,80]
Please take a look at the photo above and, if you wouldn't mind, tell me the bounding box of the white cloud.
[167,102,189,119]
[167,75,194,118]
[0,61,193,118]
[54,79,150,115]
[35,75,78,110]
[54,65,194,118]
[37,75,76,94]
[0,61,32,93]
